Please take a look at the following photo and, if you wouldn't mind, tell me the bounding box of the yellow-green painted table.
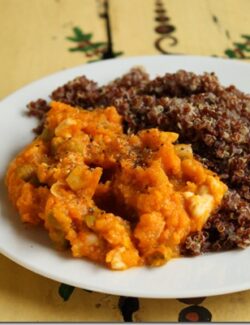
[0,0,250,321]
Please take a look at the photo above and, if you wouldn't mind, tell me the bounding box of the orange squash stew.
[6,101,227,270]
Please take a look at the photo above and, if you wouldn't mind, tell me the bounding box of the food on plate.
[6,101,227,269]
[27,67,250,255]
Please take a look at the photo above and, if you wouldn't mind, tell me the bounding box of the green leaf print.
[58,283,75,301]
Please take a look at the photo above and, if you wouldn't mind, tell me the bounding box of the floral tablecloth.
[0,0,250,322]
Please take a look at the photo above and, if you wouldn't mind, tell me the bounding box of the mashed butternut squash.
[6,101,227,270]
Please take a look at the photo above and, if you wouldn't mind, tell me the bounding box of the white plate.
[0,55,249,299]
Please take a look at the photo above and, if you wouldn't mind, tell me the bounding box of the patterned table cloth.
[0,0,250,322]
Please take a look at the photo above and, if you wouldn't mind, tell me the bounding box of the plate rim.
[1,54,250,103]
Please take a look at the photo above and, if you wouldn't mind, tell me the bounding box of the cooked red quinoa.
[27,67,250,255]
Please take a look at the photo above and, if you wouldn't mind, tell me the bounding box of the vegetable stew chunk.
[7,101,227,269]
